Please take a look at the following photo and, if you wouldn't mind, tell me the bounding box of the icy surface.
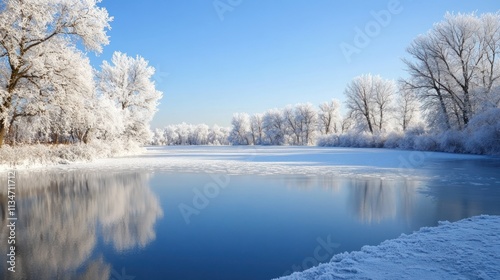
[8,146,486,177]
[275,215,500,280]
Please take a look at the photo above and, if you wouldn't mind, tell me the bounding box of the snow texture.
[275,215,500,280]
[0,141,144,170]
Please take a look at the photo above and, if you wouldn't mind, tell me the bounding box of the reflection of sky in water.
[0,157,499,279]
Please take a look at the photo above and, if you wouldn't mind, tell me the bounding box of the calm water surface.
[1,156,500,280]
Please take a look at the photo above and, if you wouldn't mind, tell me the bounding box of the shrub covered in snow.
[463,108,500,155]
[318,110,500,155]
[0,141,144,168]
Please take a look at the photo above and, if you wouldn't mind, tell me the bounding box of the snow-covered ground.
[275,215,500,280]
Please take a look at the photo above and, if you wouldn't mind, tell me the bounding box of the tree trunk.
[83,129,90,144]
[365,113,374,134]
[0,121,6,148]
[437,91,451,130]
[379,109,384,131]
[463,91,471,127]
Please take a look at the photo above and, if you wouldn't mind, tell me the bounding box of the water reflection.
[282,175,343,192]
[0,171,163,280]
[0,157,498,280]
[281,175,421,224]
[348,179,420,224]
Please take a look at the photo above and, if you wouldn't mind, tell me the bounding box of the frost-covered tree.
[282,103,318,145]
[151,128,166,145]
[3,39,97,144]
[192,124,209,145]
[345,75,376,133]
[403,35,452,130]
[344,74,395,133]
[396,83,421,131]
[250,113,264,145]
[208,124,230,145]
[91,96,125,142]
[229,113,251,145]
[283,105,300,145]
[295,103,318,145]
[0,0,112,147]
[373,78,395,132]
[45,42,98,144]
[341,113,354,134]
[262,108,287,145]
[318,99,341,135]
[150,123,229,146]
[403,12,500,130]
[98,52,163,144]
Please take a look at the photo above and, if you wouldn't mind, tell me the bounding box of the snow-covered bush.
[316,134,339,147]
[463,108,500,155]
[383,132,404,149]
[413,134,439,152]
[0,141,144,168]
[437,130,465,153]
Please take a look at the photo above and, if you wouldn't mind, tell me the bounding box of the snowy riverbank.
[0,142,144,170]
[276,215,500,280]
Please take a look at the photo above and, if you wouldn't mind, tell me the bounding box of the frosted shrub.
[464,108,500,155]
[336,132,374,148]
[372,133,387,148]
[413,134,439,151]
[337,134,358,147]
[317,134,339,147]
[319,132,384,148]
[384,132,404,149]
[0,140,145,168]
[437,130,465,153]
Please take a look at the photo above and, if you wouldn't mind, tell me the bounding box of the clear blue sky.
[89,0,499,128]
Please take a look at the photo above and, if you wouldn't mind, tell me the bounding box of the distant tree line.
[151,124,230,146]
[227,101,341,146]
[152,12,500,155]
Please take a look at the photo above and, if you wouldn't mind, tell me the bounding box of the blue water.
[1,157,500,280]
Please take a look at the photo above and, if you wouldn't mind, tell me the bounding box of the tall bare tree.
[250,113,264,145]
[318,99,341,135]
[396,83,420,131]
[344,74,395,133]
[403,12,500,130]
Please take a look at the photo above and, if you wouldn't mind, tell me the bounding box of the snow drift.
[276,215,500,280]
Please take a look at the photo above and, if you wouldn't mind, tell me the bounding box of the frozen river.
[1,146,500,279]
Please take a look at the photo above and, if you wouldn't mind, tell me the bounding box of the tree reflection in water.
[0,171,163,279]
[280,175,420,224]
[349,178,420,224]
